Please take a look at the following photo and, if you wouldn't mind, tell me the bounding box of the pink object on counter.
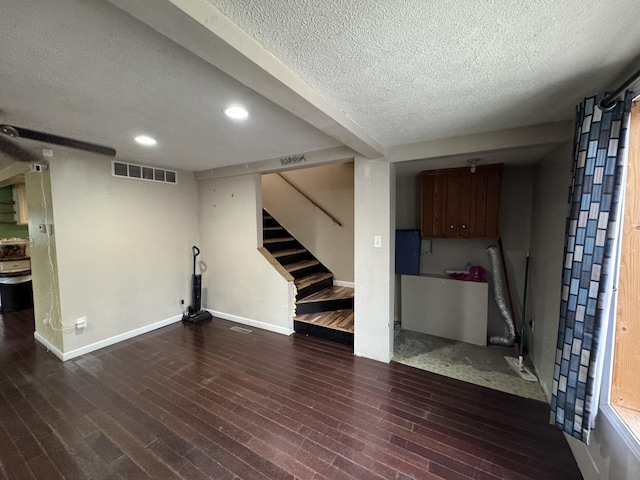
[449,265,487,282]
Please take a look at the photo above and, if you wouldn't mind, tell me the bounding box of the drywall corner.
[529,142,572,395]
[354,157,395,363]
[25,167,63,352]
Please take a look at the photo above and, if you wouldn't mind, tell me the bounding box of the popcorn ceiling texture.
[3,0,640,170]
[209,0,640,146]
[0,0,339,171]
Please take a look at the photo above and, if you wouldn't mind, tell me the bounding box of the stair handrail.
[277,173,342,227]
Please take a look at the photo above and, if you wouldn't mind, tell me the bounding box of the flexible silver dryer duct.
[487,245,516,346]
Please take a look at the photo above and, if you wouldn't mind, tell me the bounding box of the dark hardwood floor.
[0,309,583,479]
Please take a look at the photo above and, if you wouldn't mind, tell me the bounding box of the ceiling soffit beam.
[195,146,356,180]
[107,0,384,159]
[386,121,574,163]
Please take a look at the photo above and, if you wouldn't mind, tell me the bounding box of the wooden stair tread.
[296,286,354,303]
[295,309,354,333]
[263,237,295,244]
[286,260,320,272]
[295,272,333,289]
[264,226,283,231]
[272,248,307,258]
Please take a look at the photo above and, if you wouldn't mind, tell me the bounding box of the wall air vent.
[112,161,177,184]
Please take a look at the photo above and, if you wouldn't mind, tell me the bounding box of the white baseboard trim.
[333,280,355,288]
[34,332,65,361]
[210,310,293,336]
[35,314,183,361]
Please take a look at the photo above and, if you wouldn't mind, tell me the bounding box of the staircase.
[262,210,354,345]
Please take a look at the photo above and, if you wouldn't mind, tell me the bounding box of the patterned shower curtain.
[550,92,633,443]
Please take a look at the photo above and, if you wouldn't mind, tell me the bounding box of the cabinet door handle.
[461,224,467,229]
[450,225,454,229]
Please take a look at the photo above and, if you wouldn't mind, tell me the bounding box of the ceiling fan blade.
[0,125,116,157]
[0,135,40,163]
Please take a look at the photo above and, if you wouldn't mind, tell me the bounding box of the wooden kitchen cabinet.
[421,164,502,238]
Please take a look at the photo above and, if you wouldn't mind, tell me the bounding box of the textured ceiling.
[395,145,556,177]
[208,0,640,146]
[2,0,640,172]
[0,0,339,170]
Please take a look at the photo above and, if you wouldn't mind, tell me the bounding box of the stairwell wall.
[198,174,294,334]
[262,162,354,283]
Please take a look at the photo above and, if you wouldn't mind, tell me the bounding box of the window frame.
[599,99,640,457]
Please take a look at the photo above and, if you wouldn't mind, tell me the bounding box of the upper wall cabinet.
[421,164,503,238]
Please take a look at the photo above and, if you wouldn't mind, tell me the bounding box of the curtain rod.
[599,65,640,110]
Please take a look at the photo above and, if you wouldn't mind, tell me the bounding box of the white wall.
[262,162,354,283]
[26,168,63,351]
[529,143,640,480]
[395,164,534,337]
[46,154,199,354]
[529,144,571,396]
[198,174,293,334]
[354,158,395,362]
[499,165,534,337]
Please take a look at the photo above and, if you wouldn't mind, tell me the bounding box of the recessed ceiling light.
[224,105,249,120]
[134,135,157,146]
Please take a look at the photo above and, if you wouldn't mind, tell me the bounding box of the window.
[603,99,640,447]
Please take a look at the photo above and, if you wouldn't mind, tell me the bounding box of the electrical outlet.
[43,316,50,325]
[29,163,48,172]
[76,316,87,329]
[38,224,54,235]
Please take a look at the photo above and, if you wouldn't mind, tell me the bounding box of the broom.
[504,251,537,381]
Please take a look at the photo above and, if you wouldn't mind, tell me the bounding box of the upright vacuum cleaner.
[182,245,213,324]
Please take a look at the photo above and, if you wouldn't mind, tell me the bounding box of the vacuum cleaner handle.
[192,245,200,276]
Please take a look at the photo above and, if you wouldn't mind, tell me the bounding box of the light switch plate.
[374,235,382,248]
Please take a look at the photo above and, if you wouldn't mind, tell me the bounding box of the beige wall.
[354,158,395,362]
[198,174,294,333]
[529,144,571,396]
[262,162,354,283]
[529,143,640,480]
[45,155,199,353]
[395,164,534,337]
